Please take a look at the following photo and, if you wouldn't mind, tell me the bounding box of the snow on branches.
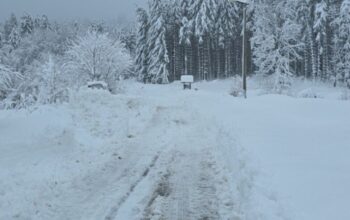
[65,31,132,91]
[0,64,22,99]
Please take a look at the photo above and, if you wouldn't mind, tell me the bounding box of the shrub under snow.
[230,76,244,97]
[297,88,324,99]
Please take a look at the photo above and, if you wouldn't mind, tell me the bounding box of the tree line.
[135,0,350,90]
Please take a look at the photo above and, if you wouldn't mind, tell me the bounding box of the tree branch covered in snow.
[65,31,132,90]
[0,64,22,99]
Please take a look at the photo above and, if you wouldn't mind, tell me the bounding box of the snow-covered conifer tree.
[193,0,217,80]
[217,0,238,77]
[38,15,50,30]
[148,0,170,84]
[20,14,34,36]
[179,0,194,76]
[3,13,18,42]
[314,0,329,80]
[0,33,3,48]
[135,8,150,82]
[9,27,20,49]
[335,0,350,88]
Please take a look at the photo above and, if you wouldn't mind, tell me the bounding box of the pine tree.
[217,0,238,78]
[193,0,217,80]
[335,0,350,88]
[296,0,311,78]
[0,33,3,49]
[135,8,150,82]
[20,13,34,36]
[169,0,184,81]
[3,13,18,42]
[34,15,50,30]
[39,15,50,30]
[148,0,170,84]
[179,0,194,77]
[314,0,329,80]
[9,27,20,49]
[297,0,319,80]
[180,16,193,76]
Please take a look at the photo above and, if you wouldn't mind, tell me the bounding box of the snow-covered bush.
[340,89,350,100]
[229,75,244,97]
[298,88,323,99]
[65,31,132,91]
[255,74,293,95]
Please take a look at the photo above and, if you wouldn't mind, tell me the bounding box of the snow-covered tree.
[335,0,350,88]
[179,0,192,47]
[3,13,18,42]
[179,16,192,76]
[9,27,21,49]
[20,14,34,36]
[65,31,131,89]
[135,8,150,82]
[252,0,302,93]
[193,0,217,80]
[314,0,330,80]
[0,64,22,100]
[148,0,170,84]
[216,0,239,77]
[35,55,67,104]
[0,33,3,48]
[193,0,216,43]
[34,15,50,30]
[178,0,195,77]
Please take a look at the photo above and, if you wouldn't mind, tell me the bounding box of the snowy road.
[1,80,350,220]
[0,84,251,220]
[55,88,245,220]
[79,92,243,220]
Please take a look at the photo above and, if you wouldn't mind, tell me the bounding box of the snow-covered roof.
[181,75,194,83]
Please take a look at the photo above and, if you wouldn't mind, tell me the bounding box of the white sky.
[0,0,147,22]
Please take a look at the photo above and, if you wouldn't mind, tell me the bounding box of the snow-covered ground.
[0,79,350,220]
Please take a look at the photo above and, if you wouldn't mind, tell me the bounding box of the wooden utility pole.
[229,0,249,98]
[242,6,247,98]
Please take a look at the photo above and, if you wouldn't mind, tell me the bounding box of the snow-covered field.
[0,79,350,220]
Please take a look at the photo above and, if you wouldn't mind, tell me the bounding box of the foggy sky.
[0,0,147,22]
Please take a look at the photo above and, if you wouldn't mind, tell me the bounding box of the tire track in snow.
[135,97,239,220]
[104,153,161,220]
[104,104,181,220]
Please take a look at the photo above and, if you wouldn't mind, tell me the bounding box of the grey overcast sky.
[0,0,147,22]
